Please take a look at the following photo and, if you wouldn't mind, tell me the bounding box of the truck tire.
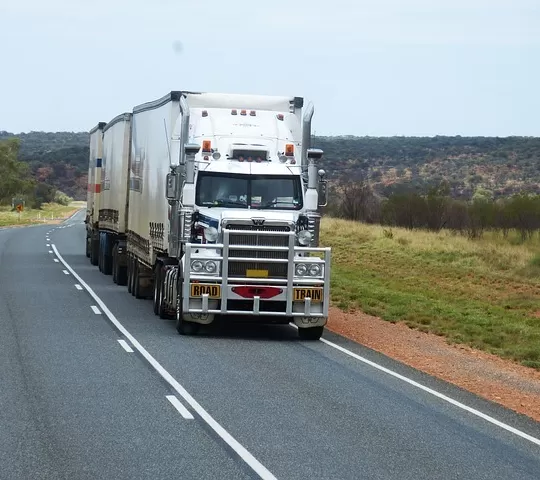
[298,326,324,341]
[90,236,99,266]
[102,254,112,275]
[100,235,112,276]
[153,265,161,315]
[112,245,119,284]
[127,255,133,294]
[117,263,127,286]
[85,236,91,258]
[133,261,144,299]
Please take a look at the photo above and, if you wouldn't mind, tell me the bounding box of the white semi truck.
[86,91,331,339]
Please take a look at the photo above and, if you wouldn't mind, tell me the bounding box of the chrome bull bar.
[182,229,331,317]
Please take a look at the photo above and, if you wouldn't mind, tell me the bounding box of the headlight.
[191,260,203,272]
[295,264,308,276]
[204,261,217,273]
[309,264,321,277]
[296,230,312,246]
[204,226,218,242]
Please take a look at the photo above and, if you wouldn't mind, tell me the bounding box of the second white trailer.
[97,113,132,283]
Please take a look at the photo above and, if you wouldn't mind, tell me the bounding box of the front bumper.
[182,229,331,325]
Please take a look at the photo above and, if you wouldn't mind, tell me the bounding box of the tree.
[0,139,35,204]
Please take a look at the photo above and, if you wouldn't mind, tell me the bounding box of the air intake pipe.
[301,103,314,166]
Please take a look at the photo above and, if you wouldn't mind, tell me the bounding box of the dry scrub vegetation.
[321,217,540,369]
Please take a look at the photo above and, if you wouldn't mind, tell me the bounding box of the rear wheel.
[133,261,144,299]
[112,244,119,284]
[127,256,133,294]
[85,236,91,258]
[298,326,324,341]
[153,265,161,315]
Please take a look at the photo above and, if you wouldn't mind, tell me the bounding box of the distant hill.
[2,131,540,200]
[0,131,89,200]
[315,135,540,199]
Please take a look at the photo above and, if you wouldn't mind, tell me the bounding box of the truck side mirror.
[166,172,178,201]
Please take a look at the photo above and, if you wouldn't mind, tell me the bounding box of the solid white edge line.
[166,395,195,420]
[90,305,101,315]
[75,284,83,290]
[51,244,277,480]
[117,339,134,353]
[318,336,540,447]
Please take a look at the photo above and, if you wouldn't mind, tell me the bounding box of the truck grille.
[226,224,290,279]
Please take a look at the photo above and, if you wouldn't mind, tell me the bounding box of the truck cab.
[167,99,330,339]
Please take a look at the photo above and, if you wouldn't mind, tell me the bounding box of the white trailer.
[88,90,331,340]
[85,121,106,265]
[96,113,132,284]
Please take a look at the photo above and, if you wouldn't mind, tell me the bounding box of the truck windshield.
[196,172,303,210]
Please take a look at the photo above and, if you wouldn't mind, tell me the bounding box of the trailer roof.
[89,122,106,134]
[103,112,132,133]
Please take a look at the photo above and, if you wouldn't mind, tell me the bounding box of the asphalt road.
[1,210,540,480]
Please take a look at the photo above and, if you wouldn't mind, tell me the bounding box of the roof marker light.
[202,140,211,153]
[231,109,237,115]
[202,110,208,117]
[277,114,284,121]
[250,110,256,116]
[240,109,247,116]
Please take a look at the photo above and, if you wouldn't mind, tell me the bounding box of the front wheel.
[298,326,324,341]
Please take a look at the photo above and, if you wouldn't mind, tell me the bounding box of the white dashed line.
[53,259,59,263]
[51,243,276,480]
[62,270,69,275]
[46,244,50,247]
[117,339,134,353]
[166,395,194,420]
[48,250,53,254]
[75,284,83,290]
[90,305,101,315]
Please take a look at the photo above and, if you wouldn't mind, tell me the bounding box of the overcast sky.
[1,0,539,136]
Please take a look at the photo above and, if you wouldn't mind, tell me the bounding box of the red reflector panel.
[232,286,283,299]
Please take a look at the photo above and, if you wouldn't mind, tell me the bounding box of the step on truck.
[86,91,331,339]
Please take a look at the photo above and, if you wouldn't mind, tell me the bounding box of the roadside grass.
[321,218,540,369]
[0,202,81,227]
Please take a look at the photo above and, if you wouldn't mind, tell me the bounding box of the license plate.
[293,287,323,303]
[246,269,268,278]
[190,284,221,298]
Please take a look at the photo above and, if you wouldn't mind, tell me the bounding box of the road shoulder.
[327,306,540,422]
